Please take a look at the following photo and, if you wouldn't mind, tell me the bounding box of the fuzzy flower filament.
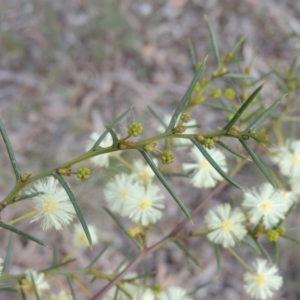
[244,259,283,299]
[242,183,288,229]
[205,204,247,247]
[123,184,165,226]
[183,146,228,188]
[29,177,76,230]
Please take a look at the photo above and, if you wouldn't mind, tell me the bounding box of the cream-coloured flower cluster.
[17,270,72,299]
[104,159,165,226]
[103,281,191,300]
[271,139,300,195]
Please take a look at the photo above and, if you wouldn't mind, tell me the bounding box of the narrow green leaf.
[52,244,57,266]
[282,235,300,244]
[216,140,251,161]
[230,35,246,55]
[104,208,141,249]
[205,16,220,63]
[239,138,276,188]
[242,238,260,254]
[250,70,273,86]
[187,39,197,71]
[166,61,206,131]
[201,102,235,113]
[18,192,44,202]
[91,107,132,150]
[246,94,286,131]
[247,133,272,145]
[67,275,77,300]
[40,259,76,273]
[223,73,253,79]
[19,280,27,300]
[140,150,192,221]
[223,85,263,132]
[3,232,13,273]
[192,139,243,190]
[0,221,46,247]
[253,238,272,262]
[174,241,202,269]
[30,271,41,300]
[105,125,119,148]
[0,118,21,181]
[290,52,299,74]
[53,174,92,246]
[147,106,167,128]
[163,172,191,178]
[86,243,111,269]
[0,285,17,291]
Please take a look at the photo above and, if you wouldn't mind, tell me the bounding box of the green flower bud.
[118,140,135,149]
[152,284,163,293]
[161,150,175,164]
[277,226,286,236]
[196,135,205,143]
[223,52,233,62]
[193,82,201,93]
[57,168,72,176]
[267,229,279,242]
[77,167,91,181]
[21,170,32,182]
[203,138,214,149]
[288,82,296,91]
[128,122,143,137]
[180,113,192,123]
[173,126,186,134]
[200,76,208,87]
[244,66,251,74]
[211,88,222,98]
[143,143,157,152]
[224,88,236,100]
[242,135,250,140]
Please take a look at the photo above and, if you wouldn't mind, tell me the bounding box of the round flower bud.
[193,82,201,92]
[244,66,251,74]
[211,88,222,98]
[196,135,205,143]
[128,122,143,137]
[173,126,186,134]
[152,284,163,293]
[21,170,32,182]
[277,226,286,236]
[77,167,91,181]
[200,76,208,86]
[57,168,72,176]
[224,88,236,100]
[223,52,233,62]
[118,140,135,149]
[161,150,175,164]
[267,229,279,242]
[204,138,214,149]
[220,66,227,75]
[180,113,192,123]
[143,143,157,152]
